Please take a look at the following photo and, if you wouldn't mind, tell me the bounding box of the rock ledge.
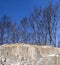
[0,43,60,65]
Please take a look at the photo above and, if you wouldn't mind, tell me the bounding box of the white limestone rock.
[0,43,60,65]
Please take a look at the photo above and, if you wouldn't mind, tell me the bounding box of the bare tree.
[42,3,59,46]
[0,16,12,44]
[20,17,28,43]
[10,22,16,43]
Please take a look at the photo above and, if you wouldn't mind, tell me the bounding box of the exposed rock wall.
[0,43,60,65]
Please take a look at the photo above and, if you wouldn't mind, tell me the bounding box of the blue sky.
[0,0,58,21]
[0,0,50,21]
[0,0,59,46]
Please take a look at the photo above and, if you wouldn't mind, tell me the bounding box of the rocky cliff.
[0,43,60,65]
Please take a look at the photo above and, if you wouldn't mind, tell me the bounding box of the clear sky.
[0,0,59,46]
[0,0,58,21]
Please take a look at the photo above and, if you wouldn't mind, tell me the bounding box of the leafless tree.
[42,3,59,46]
[20,17,28,43]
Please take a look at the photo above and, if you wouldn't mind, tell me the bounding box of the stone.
[0,43,60,65]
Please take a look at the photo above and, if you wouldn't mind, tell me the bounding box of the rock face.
[0,43,60,65]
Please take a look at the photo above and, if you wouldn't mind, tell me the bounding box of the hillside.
[0,43,60,65]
